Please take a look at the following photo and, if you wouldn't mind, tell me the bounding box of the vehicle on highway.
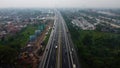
[55,45,58,49]
[73,64,76,68]
[72,48,74,51]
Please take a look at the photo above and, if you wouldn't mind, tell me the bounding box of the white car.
[55,46,58,48]
[73,64,76,68]
[72,48,74,51]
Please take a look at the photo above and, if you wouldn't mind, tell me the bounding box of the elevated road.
[39,10,80,68]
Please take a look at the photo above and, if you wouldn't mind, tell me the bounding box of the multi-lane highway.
[39,10,80,68]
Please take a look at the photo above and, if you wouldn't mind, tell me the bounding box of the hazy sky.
[0,0,120,8]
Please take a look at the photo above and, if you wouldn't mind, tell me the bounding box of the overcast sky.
[0,0,120,8]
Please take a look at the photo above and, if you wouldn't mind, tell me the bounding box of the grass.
[0,24,40,48]
[44,28,52,46]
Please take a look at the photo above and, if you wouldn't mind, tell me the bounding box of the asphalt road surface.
[39,10,80,68]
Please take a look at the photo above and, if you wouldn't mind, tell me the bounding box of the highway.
[39,10,80,68]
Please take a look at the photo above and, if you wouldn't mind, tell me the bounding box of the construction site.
[17,19,54,68]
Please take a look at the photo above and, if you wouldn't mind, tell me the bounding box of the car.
[72,48,74,51]
[73,64,76,68]
[55,46,58,48]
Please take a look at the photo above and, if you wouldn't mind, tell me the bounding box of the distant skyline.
[0,0,120,8]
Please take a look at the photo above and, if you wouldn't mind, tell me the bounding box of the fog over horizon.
[0,0,120,8]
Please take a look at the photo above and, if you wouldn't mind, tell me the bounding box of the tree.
[82,34,93,46]
[0,46,18,67]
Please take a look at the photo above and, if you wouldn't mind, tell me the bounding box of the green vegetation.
[37,28,52,56]
[0,24,40,48]
[0,23,45,67]
[77,30,120,68]
[0,46,18,66]
[44,28,52,46]
[61,11,120,68]
[12,24,39,47]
